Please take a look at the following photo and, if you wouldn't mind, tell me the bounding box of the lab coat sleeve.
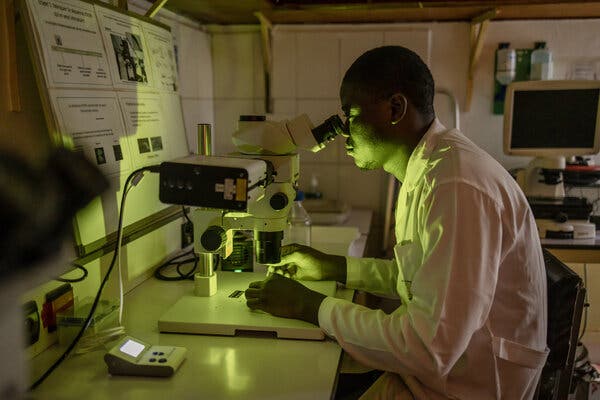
[318,181,502,382]
[345,256,399,297]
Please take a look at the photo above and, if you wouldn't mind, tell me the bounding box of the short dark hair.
[341,46,435,117]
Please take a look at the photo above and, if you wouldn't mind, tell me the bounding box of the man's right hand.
[268,244,347,283]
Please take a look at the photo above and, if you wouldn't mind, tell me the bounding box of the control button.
[158,352,164,356]
[186,182,193,190]
[158,358,167,363]
[152,352,159,355]
[149,358,156,362]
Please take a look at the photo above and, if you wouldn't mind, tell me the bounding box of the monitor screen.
[504,80,600,157]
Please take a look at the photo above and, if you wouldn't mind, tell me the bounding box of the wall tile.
[383,28,432,65]
[213,99,256,155]
[181,99,214,154]
[212,33,256,98]
[196,31,214,99]
[296,32,340,98]
[272,99,297,117]
[252,34,266,98]
[272,32,297,98]
[178,23,201,98]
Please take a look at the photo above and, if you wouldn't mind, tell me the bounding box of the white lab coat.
[318,119,548,399]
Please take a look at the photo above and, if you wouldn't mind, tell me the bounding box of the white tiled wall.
[207,26,267,155]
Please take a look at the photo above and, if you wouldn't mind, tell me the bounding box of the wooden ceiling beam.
[164,0,600,24]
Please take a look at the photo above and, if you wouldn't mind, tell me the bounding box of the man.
[245,46,548,399]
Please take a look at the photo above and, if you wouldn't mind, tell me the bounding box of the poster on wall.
[143,22,179,92]
[50,89,132,177]
[118,93,168,168]
[95,5,153,89]
[22,0,189,253]
[24,0,112,87]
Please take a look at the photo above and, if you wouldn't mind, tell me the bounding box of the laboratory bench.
[541,231,600,264]
[30,210,373,400]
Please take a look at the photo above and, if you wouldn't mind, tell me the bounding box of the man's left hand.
[245,274,326,325]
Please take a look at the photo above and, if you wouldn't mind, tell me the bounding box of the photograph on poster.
[110,32,148,83]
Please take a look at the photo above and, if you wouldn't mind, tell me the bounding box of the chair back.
[536,248,586,400]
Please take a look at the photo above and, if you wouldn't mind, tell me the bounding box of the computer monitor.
[504,80,600,158]
[504,80,600,198]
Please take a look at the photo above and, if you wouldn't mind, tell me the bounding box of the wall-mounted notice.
[26,0,112,87]
[143,22,179,92]
[118,93,166,167]
[22,0,190,253]
[95,5,153,89]
[51,89,132,177]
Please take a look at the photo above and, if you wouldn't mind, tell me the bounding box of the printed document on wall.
[24,0,112,88]
[50,89,133,177]
[118,93,167,168]
[95,5,153,89]
[142,22,179,92]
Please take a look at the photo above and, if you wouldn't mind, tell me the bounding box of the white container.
[496,42,516,85]
[530,41,553,80]
[311,226,360,257]
[285,191,311,246]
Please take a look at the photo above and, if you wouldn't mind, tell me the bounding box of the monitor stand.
[516,156,566,198]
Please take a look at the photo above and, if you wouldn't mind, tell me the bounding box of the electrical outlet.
[181,221,194,248]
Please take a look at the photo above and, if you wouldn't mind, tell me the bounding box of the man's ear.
[390,93,407,125]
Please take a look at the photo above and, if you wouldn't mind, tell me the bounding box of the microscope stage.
[158,272,337,340]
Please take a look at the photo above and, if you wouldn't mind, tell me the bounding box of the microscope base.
[536,219,596,239]
[194,273,217,297]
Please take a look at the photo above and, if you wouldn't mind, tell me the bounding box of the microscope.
[516,156,595,239]
[158,114,344,296]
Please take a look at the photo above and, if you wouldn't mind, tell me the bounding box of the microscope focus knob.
[269,192,289,210]
[201,226,226,251]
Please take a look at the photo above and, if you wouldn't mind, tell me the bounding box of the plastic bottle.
[305,174,323,199]
[496,42,516,85]
[286,191,311,246]
[530,41,553,80]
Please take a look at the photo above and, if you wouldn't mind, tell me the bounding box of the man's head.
[340,46,435,172]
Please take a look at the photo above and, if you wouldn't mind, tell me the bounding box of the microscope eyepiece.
[311,115,346,151]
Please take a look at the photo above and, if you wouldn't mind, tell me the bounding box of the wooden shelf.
[162,1,600,24]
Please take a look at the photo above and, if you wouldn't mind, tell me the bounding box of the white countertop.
[30,210,373,400]
[32,273,352,400]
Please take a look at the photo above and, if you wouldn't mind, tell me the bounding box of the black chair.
[535,248,586,400]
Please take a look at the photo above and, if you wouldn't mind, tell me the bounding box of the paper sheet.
[51,89,132,177]
[25,0,112,87]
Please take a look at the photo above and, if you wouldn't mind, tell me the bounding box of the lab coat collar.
[402,118,448,191]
